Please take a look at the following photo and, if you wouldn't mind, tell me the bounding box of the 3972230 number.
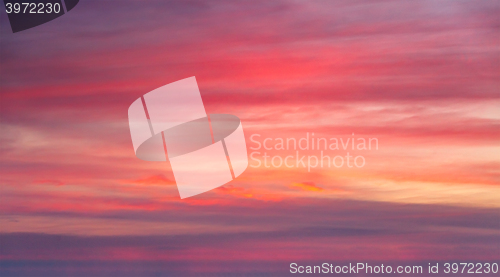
[5,2,62,14]
[443,263,498,274]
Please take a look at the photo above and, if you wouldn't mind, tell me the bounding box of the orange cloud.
[290,182,324,192]
[216,185,283,201]
[217,185,254,198]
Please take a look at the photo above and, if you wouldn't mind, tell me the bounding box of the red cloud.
[124,175,175,186]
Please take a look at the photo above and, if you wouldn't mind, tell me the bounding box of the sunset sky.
[1,0,499,276]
